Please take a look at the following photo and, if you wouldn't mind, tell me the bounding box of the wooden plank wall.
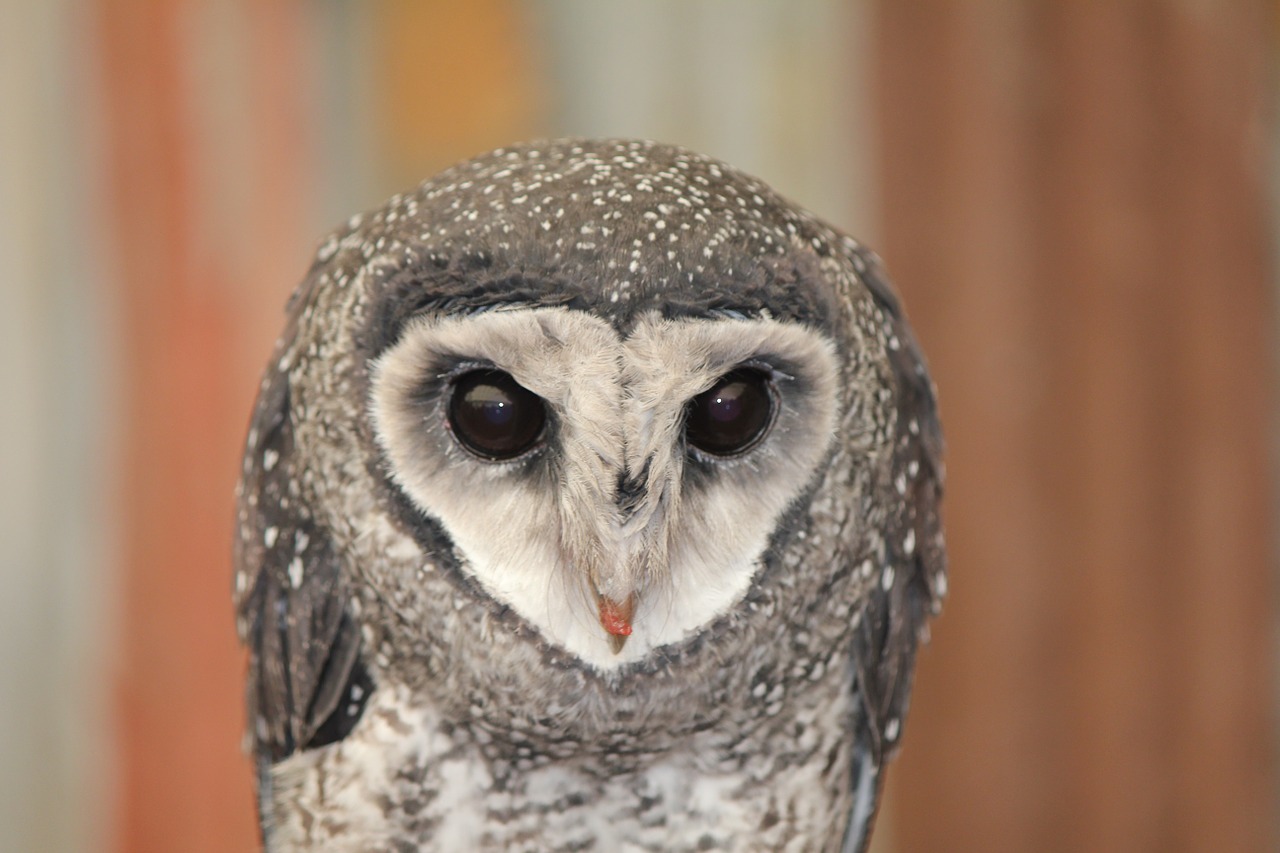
[874,5,1276,852]
[97,3,309,850]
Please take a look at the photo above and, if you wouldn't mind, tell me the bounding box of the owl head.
[234,140,944,814]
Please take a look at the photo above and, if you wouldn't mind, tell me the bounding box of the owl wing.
[841,250,947,853]
[233,275,372,810]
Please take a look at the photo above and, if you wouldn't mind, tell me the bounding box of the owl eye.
[684,368,776,457]
[447,370,547,460]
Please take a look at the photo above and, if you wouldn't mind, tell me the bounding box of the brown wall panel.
[875,5,1275,852]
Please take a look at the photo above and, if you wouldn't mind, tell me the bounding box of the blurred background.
[1,2,1272,851]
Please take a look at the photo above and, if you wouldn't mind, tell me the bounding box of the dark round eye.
[447,370,547,460]
[684,368,775,457]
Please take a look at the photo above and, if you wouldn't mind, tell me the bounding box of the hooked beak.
[598,592,636,654]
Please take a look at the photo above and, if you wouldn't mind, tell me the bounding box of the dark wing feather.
[842,249,947,852]
[233,279,371,780]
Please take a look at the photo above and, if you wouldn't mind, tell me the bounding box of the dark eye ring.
[684,367,776,457]
[446,369,548,460]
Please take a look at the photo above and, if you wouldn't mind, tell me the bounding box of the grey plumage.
[234,139,945,851]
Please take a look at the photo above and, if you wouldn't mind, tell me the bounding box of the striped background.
[0,3,1272,851]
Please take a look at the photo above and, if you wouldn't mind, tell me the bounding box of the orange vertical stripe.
[96,2,310,850]
[371,0,546,191]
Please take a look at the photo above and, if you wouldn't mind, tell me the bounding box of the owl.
[233,139,944,852]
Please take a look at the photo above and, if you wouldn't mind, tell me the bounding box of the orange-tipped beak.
[599,594,636,654]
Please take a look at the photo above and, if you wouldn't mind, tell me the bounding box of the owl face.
[369,306,840,668]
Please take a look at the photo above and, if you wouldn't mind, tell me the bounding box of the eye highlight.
[447,370,547,460]
[684,367,776,457]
